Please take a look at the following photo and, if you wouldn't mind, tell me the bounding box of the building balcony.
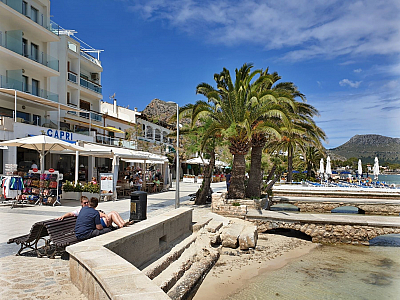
[80,76,102,94]
[80,50,102,68]
[67,110,103,123]
[0,30,59,72]
[0,1,59,42]
[67,71,78,84]
[0,73,59,102]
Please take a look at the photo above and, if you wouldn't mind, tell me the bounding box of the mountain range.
[328,134,400,164]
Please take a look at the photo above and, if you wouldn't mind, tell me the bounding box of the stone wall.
[270,199,400,215]
[67,207,193,300]
[211,192,266,217]
[251,219,400,245]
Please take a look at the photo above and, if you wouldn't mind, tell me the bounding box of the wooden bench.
[7,221,48,256]
[42,216,79,259]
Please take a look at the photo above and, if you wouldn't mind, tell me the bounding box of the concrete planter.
[62,191,82,200]
[82,192,100,199]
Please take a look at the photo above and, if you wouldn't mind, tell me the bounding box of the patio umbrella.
[326,156,332,178]
[373,157,379,180]
[0,135,84,173]
[358,159,362,178]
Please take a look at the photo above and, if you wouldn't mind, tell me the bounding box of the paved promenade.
[0,182,226,299]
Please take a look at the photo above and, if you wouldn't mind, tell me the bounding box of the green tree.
[197,63,274,199]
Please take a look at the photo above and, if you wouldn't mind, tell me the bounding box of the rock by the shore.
[221,223,245,248]
[239,225,258,250]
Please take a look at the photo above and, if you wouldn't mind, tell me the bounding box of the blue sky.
[51,0,400,148]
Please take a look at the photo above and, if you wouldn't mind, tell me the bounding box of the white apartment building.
[0,0,171,181]
[100,99,173,151]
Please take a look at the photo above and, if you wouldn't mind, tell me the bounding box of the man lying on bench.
[75,197,111,240]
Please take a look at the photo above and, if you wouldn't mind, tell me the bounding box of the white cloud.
[353,69,362,73]
[339,79,362,88]
[127,0,400,61]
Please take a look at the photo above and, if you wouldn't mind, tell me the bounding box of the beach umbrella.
[373,157,379,180]
[319,158,324,175]
[358,159,362,178]
[325,156,332,180]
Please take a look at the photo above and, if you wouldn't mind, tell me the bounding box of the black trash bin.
[130,191,147,222]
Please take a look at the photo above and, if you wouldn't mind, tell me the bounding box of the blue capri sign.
[46,129,74,141]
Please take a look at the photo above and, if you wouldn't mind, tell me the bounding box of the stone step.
[152,233,204,292]
[192,216,213,232]
[143,234,197,280]
[167,248,220,300]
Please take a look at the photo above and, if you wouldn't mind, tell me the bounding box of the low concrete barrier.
[67,207,193,300]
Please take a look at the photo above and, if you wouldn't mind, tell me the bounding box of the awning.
[105,126,124,133]
[80,143,168,162]
[0,88,81,112]
[63,117,123,133]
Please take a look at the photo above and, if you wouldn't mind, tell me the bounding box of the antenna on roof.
[109,93,116,102]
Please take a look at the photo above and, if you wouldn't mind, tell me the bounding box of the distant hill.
[328,134,400,163]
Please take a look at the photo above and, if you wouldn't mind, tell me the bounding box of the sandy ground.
[193,233,318,300]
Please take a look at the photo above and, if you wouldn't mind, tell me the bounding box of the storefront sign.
[46,129,74,141]
[100,173,114,196]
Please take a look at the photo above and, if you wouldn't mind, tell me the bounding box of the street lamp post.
[168,102,180,208]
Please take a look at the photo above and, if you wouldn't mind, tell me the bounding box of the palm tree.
[269,101,326,182]
[304,146,325,178]
[177,102,220,204]
[246,69,295,198]
[197,63,277,199]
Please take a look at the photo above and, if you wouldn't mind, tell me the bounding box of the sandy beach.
[193,232,318,300]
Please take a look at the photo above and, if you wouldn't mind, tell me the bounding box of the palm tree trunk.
[228,153,246,199]
[266,164,277,182]
[246,145,263,198]
[287,146,293,183]
[195,150,215,205]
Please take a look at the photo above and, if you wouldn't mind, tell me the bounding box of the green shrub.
[62,180,74,192]
[74,183,84,192]
[232,202,241,206]
[83,182,100,193]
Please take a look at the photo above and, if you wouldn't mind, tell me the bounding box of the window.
[22,39,28,57]
[33,114,41,126]
[31,6,38,23]
[22,2,27,15]
[80,99,90,111]
[17,111,30,123]
[32,79,39,96]
[22,75,28,92]
[31,43,38,61]
[67,92,71,104]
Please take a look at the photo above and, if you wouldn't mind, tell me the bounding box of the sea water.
[226,241,400,300]
[377,174,400,185]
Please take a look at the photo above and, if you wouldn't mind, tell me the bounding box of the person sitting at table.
[90,177,97,184]
[153,176,161,193]
[134,176,143,191]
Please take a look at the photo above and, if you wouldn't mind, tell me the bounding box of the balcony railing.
[67,110,103,122]
[0,0,59,36]
[80,50,102,67]
[0,30,59,71]
[80,76,102,94]
[67,71,77,83]
[0,74,59,102]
